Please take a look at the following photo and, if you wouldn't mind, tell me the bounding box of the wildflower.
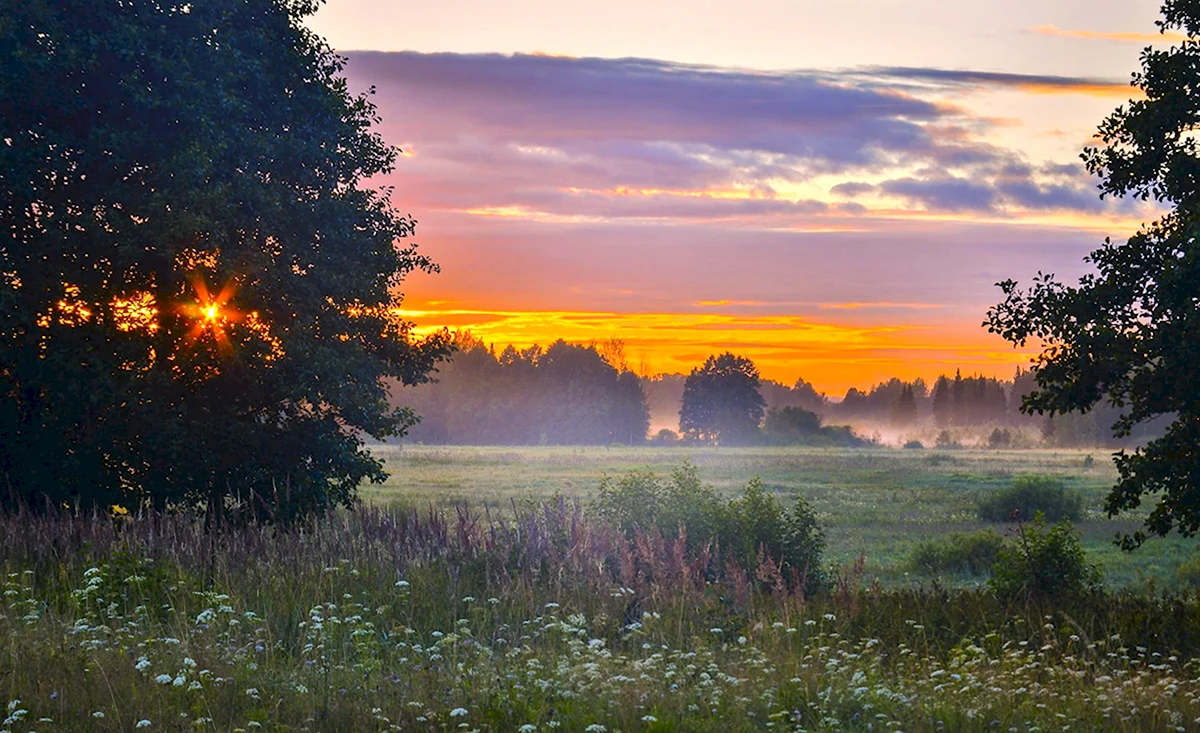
[585,725,607,732]
[518,725,537,733]
[395,580,410,588]
[173,675,186,687]
[450,708,468,718]
[135,657,151,672]
[136,720,152,728]
[155,674,173,685]
[92,712,106,719]
[641,715,658,723]
[245,688,260,699]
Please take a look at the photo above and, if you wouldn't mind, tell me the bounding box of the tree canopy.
[0,0,449,521]
[678,352,765,445]
[400,335,650,445]
[986,0,1200,548]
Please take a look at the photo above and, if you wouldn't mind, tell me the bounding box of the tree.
[986,0,1200,548]
[0,0,450,521]
[890,385,919,427]
[678,352,765,445]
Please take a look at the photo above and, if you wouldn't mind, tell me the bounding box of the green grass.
[366,445,1200,590]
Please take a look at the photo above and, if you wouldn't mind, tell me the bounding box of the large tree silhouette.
[0,0,449,521]
[987,0,1200,548]
[679,352,765,445]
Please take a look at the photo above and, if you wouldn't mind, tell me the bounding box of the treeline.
[398,335,649,445]
[396,335,1167,448]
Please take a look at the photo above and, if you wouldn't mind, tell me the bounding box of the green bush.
[1177,557,1200,588]
[594,463,825,592]
[989,514,1100,600]
[902,439,924,449]
[977,475,1083,523]
[906,530,1003,577]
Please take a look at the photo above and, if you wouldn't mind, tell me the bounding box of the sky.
[307,0,1170,395]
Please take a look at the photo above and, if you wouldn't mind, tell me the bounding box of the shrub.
[906,530,1003,577]
[594,463,825,592]
[902,440,924,450]
[934,430,962,449]
[1177,557,1200,588]
[987,428,1013,448]
[989,514,1100,600]
[649,428,680,445]
[977,475,1083,523]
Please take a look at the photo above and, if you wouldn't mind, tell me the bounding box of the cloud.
[866,66,1137,98]
[1030,24,1188,45]
[340,51,1156,231]
[879,176,998,212]
[830,181,876,197]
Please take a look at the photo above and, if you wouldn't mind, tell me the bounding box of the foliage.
[930,372,1008,428]
[401,336,650,445]
[986,0,1200,548]
[906,530,1003,577]
[593,463,826,592]
[889,384,919,426]
[760,405,868,447]
[903,439,925,449]
[977,475,1083,523]
[3,509,1200,731]
[0,0,450,521]
[934,430,962,449]
[987,428,1013,448]
[989,514,1101,600]
[678,352,766,445]
[648,428,680,445]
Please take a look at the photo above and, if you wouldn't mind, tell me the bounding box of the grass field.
[6,446,1200,731]
[365,444,1200,590]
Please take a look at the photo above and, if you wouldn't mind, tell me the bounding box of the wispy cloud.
[1030,24,1188,44]
[866,66,1138,98]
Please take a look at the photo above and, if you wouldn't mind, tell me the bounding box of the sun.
[184,277,240,350]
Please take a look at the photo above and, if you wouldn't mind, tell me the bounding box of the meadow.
[365,444,1200,591]
[6,445,1200,731]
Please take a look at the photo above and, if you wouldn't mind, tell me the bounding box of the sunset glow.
[308,0,1168,394]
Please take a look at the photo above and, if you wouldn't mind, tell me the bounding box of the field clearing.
[366,444,1200,589]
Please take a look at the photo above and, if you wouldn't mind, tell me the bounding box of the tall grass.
[4,506,1200,731]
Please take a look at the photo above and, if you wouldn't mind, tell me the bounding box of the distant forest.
[394,334,1168,447]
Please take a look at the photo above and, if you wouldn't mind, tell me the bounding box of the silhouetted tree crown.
[0,0,450,522]
[678,352,766,445]
[987,0,1200,548]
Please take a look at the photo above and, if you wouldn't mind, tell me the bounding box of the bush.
[987,428,1013,448]
[977,475,1083,523]
[649,428,680,445]
[902,440,924,449]
[935,430,962,449]
[1177,557,1200,588]
[906,530,1003,577]
[989,514,1100,600]
[594,463,825,592]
